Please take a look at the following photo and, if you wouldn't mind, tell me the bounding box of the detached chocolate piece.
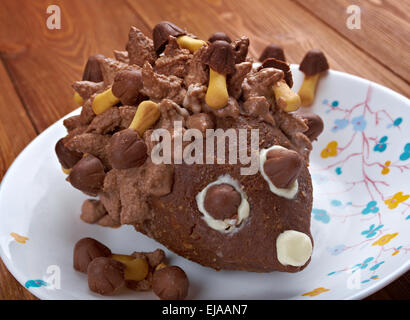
[263,148,302,189]
[73,237,112,273]
[298,49,329,106]
[82,54,105,82]
[55,138,82,169]
[202,40,236,75]
[152,266,189,300]
[259,44,286,62]
[68,154,105,195]
[208,32,232,43]
[153,21,186,54]
[108,128,147,170]
[299,113,324,141]
[112,67,145,106]
[87,257,125,295]
[204,184,241,220]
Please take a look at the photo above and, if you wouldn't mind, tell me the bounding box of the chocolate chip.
[88,257,125,295]
[73,237,112,273]
[263,148,303,189]
[202,40,236,74]
[153,21,186,54]
[55,138,82,169]
[208,32,232,43]
[186,113,214,133]
[204,184,241,220]
[259,44,286,62]
[152,266,189,300]
[68,154,105,195]
[112,67,145,106]
[299,113,324,141]
[299,49,329,76]
[108,129,147,170]
[259,57,293,87]
[82,54,105,82]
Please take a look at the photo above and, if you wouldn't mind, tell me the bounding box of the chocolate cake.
[56,22,324,273]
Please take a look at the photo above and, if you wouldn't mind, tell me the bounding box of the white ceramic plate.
[0,66,409,300]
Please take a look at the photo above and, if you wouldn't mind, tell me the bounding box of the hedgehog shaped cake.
[56,22,326,273]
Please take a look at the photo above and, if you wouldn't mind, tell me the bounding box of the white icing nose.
[276,230,312,267]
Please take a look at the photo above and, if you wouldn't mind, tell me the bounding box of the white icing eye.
[259,145,299,199]
[196,174,250,233]
[276,230,312,267]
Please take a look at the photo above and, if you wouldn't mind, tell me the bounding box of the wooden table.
[0,0,409,300]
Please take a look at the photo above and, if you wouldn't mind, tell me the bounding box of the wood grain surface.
[0,0,408,300]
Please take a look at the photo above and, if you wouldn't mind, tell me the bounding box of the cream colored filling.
[196,174,250,233]
[259,145,299,199]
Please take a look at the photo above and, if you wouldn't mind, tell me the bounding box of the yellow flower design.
[372,233,398,247]
[10,232,29,244]
[301,287,330,297]
[384,192,410,209]
[321,141,338,159]
[381,161,391,175]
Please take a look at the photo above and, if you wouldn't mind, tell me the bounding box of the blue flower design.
[311,174,329,185]
[331,199,342,207]
[352,257,374,272]
[331,100,339,107]
[399,143,410,161]
[25,279,48,288]
[370,261,384,271]
[335,167,342,175]
[393,117,403,126]
[331,119,349,132]
[312,208,330,224]
[361,224,384,238]
[373,136,388,152]
[361,201,379,215]
[322,99,329,105]
[327,244,346,256]
[351,115,367,132]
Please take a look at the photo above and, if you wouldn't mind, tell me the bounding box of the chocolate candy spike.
[73,238,112,273]
[299,113,324,141]
[112,67,145,106]
[82,54,105,82]
[208,32,232,43]
[298,49,329,106]
[299,49,329,76]
[107,128,147,170]
[260,57,293,88]
[204,183,241,220]
[152,266,189,300]
[259,44,286,62]
[55,138,82,169]
[153,21,186,54]
[263,148,303,189]
[68,154,106,195]
[202,40,236,75]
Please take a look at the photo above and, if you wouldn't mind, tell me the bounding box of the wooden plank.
[294,0,410,81]
[0,0,151,132]
[124,0,409,96]
[0,61,38,299]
